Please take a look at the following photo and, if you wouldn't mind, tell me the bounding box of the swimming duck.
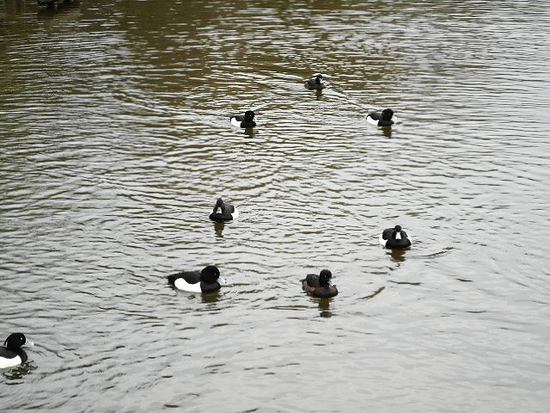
[230,110,256,128]
[1,333,33,369]
[209,198,239,222]
[167,265,224,293]
[366,108,394,127]
[304,74,326,90]
[302,269,338,298]
[379,225,412,249]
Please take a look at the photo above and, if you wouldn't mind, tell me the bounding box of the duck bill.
[23,339,34,348]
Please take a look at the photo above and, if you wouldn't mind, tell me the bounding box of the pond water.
[1,0,550,411]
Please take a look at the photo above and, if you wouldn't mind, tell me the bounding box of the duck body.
[167,265,223,294]
[305,74,326,90]
[209,198,239,222]
[366,108,394,127]
[302,270,338,298]
[1,333,32,369]
[230,110,256,128]
[379,225,412,249]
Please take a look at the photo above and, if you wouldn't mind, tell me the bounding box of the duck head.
[319,269,333,287]
[200,265,221,284]
[244,111,255,122]
[381,108,394,121]
[394,225,402,239]
[4,333,33,351]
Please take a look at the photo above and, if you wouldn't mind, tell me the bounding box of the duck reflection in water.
[389,248,407,262]
[318,298,333,318]
[214,221,225,238]
[243,128,256,138]
[315,88,325,100]
[37,0,80,17]
[201,290,222,304]
[1,362,35,380]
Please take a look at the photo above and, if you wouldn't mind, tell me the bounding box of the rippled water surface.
[1,0,550,411]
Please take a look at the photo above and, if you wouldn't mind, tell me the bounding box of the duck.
[304,74,326,90]
[379,225,412,249]
[230,110,256,128]
[302,269,338,298]
[1,333,33,369]
[167,265,225,293]
[209,198,239,222]
[366,108,394,127]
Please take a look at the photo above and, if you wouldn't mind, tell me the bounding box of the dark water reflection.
[1,0,550,411]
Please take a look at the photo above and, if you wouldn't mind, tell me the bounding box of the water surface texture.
[1,0,550,411]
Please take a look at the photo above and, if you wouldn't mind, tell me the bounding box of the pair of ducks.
[167,266,339,298]
[305,74,395,127]
[229,74,395,129]
[209,198,412,249]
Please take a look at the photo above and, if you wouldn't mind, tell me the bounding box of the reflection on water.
[388,248,407,262]
[200,291,223,305]
[381,126,392,138]
[213,221,225,237]
[1,361,35,381]
[37,0,80,18]
[318,298,333,318]
[1,0,550,411]
[314,89,323,100]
